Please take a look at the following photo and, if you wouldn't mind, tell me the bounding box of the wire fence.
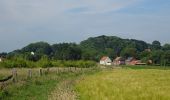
[0,67,96,90]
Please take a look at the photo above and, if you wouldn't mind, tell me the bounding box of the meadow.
[75,66,170,100]
[1,66,170,100]
[0,67,97,100]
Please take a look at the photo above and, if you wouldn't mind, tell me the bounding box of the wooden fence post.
[69,67,72,72]
[39,69,43,76]
[12,68,17,83]
[75,67,76,71]
[28,69,32,78]
[57,68,59,74]
[46,68,50,75]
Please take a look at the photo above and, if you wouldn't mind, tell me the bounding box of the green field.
[1,66,170,100]
[0,67,97,100]
[75,67,170,100]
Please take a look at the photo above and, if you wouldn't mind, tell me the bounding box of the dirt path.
[48,77,80,100]
[48,69,97,100]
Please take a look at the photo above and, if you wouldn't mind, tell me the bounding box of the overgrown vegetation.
[0,67,99,100]
[0,57,96,68]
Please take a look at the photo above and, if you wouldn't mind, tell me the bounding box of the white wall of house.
[100,57,112,65]
[100,61,105,65]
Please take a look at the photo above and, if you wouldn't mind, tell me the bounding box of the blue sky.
[0,0,170,52]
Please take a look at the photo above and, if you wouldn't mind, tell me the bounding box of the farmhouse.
[114,57,125,65]
[100,56,112,65]
[0,57,2,62]
[125,57,147,65]
[126,57,137,65]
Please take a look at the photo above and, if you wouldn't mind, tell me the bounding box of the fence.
[0,67,96,90]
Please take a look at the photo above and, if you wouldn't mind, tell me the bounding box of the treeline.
[0,56,96,68]
[0,35,170,67]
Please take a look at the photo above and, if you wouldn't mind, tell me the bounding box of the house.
[145,49,151,52]
[126,57,146,65]
[114,57,125,65]
[0,57,2,62]
[100,56,112,65]
[126,57,138,65]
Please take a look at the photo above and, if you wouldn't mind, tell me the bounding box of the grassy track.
[0,68,98,100]
[75,67,170,100]
[0,68,79,100]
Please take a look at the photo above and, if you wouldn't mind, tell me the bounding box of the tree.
[152,40,161,50]
[105,48,116,59]
[22,42,52,56]
[0,52,7,58]
[150,50,163,64]
[163,44,170,51]
[52,43,81,60]
[162,50,170,66]
[80,35,148,60]
[121,48,137,58]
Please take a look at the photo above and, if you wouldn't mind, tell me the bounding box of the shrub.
[36,56,53,68]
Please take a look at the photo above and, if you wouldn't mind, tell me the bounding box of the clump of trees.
[0,35,170,67]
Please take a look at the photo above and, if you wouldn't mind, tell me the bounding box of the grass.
[75,66,170,100]
[0,67,98,100]
[122,65,170,70]
[1,66,170,100]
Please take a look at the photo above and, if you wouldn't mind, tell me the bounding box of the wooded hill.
[1,35,170,65]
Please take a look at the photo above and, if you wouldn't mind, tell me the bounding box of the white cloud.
[0,0,140,21]
[0,0,170,52]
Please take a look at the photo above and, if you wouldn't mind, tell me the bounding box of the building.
[126,57,137,65]
[100,56,112,65]
[114,57,125,65]
[0,57,2,62]
[145,49,151,52]
[125,57,146,65]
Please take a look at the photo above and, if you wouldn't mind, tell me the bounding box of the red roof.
[100,56,109,61]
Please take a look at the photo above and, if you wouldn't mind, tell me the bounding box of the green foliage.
[152,40,161,50]
[0,58,29,68]
[36,56,53,68]
[0,52,7,58]
[22,42,52,55]
[163,44,170,51]
[2,35,170,66]
[80,35,148,60]
[161,50,170,66]
[121,48,137,58]
[51,43,82,60]
[150,50,163,64]
[53,60,97,68]
[0,58,96,68]
[52,60,65,67]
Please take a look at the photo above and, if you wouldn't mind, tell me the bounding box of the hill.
[80,35,149,60]
[1,35,170,65]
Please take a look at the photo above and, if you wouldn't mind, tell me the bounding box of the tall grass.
[75,68,170,100]
[0,67,98,100]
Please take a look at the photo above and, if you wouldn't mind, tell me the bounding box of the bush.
[62,60,96,68]
[0,59,29,68]
[0,57,96,68]
[52,60,64,67]
[36,56,53,68]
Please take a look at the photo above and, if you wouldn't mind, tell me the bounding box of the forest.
[0,35,170,67]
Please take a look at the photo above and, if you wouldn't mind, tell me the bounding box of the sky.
[0,0,170,52]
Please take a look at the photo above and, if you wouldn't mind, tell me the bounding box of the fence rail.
[0,75,13,82]
[0,67,96,90]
